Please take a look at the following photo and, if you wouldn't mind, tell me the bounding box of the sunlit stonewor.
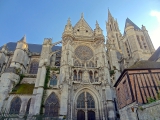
[0,10,158,120]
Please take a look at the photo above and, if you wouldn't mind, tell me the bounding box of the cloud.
[149,10,160,49]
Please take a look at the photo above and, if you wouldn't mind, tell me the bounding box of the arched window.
[26,99,31,114]
[73,70,77,81]
[29,61,39,74]
[78,70,82,81]
[110,24,112,31]
[77,92,95,120]
[89,71,93,83]
[10,97,22,114]
[45,93,59,117]
[89,61,94,67]
[94,71,98,82]
[77,92,85,108]
[74,60,80,67]
[50,74,57,86]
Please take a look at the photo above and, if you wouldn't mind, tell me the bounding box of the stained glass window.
[29,61,39,74]
[87,93,95,108]
[50,75,57,86]
[77,92,85,108]
[26,99,31,114]
[45,93,59,117]
[10,97,22,114]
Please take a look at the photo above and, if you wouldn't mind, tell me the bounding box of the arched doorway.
[77,92,95,120]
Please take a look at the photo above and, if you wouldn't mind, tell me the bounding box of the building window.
[73,70,77,81]
[94,71,98,82]
[78,70,82,81]
[89,61,94,67]
[29,61,39,74]
[26,99,31,114]
[89,71,93,83]
[74,60,81,67]
[77,92,95,120]
[50,74,57,86]
[10,97,22,114]
[45,93,59,117]
[117,88,121,105]
[137,35,142,49]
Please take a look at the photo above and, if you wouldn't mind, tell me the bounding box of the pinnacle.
[19,35,26,43]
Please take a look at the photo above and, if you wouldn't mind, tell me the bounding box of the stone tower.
[106,10,121,84]
[122,18,155,67]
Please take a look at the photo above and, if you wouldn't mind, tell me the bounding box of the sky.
[0,0,160,49]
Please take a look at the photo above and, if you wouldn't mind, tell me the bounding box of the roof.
[124,18,141,35]
[114,61,160,87]
[129,60,160,69]
[148,46,160,61]
[0,42,62,53]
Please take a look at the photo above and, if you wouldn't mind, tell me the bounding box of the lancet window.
[74,60,81,67]
[45,93,59,117]
[89,61,94,67]
[73,70,77,81]
[77,92,95,120]
[29,60,39,74]
[26,99,31,114]
[89,71,93,83]
[50,74,57,86]
[94,71,98,82]
[10,97,22,114]
[78,70,82,81]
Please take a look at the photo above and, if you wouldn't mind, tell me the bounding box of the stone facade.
[0,11,155,120]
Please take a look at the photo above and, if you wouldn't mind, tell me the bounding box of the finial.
[96,20,99,28]
[67,17,71,25]
[81,13,84,19]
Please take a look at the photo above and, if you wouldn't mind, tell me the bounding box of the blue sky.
[0,0,160,49]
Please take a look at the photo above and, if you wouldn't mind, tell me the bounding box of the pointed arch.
[29,60,39,74]
[10,97,22,114]
[73,70,77,81]
[94,71,98,82]
[44,92,59,117]
[89,61,94,67]
[26,99,31,114]
[78,70,82,81]
[74,60,81,67]
[89,71,93,83]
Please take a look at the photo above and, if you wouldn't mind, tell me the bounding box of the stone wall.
[138,100,160,120]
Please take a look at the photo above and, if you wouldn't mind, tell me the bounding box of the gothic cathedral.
[0,10,155,120]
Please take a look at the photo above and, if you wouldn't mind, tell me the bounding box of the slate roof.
[0,42,62,53]
[148,47,160,61]
[124,18,141,35]
[129,60,160,69]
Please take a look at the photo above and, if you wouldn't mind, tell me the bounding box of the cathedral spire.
[108,9,113,20]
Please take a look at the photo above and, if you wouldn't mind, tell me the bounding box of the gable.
[73,17,94,37]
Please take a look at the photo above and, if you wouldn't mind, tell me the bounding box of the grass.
[11,84,34,94]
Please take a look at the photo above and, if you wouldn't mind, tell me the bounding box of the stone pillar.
[34,66,46,114]
[106,86,116,120]
[59,81,68,117]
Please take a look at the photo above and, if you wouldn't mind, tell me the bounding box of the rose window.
[75,45,93,60]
